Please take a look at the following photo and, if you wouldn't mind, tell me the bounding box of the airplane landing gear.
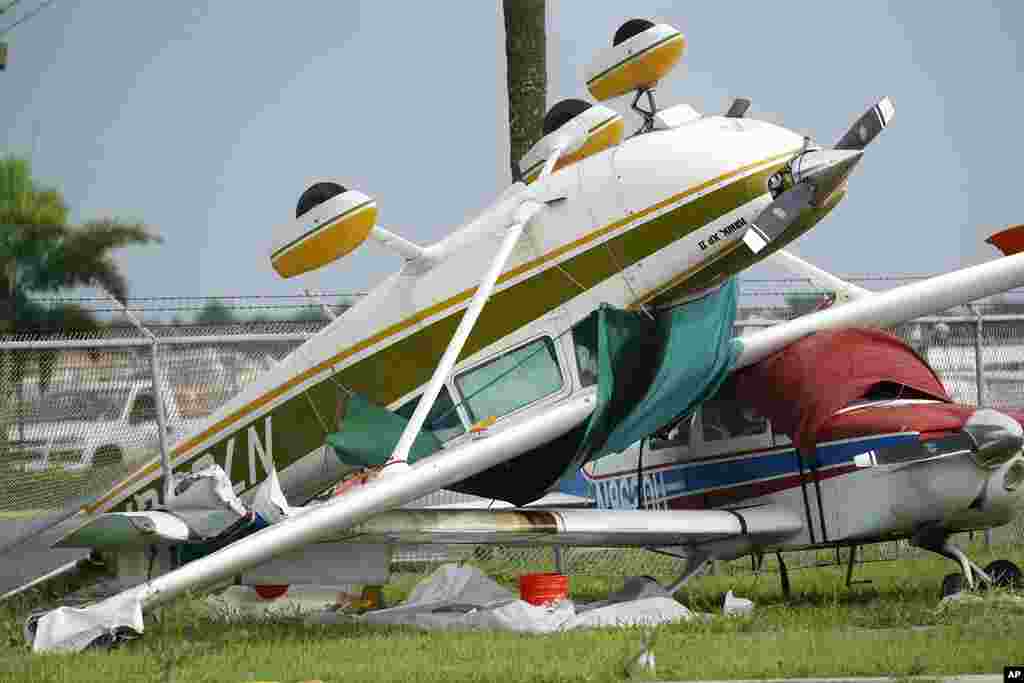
[983,559,1023,590]
[663,549,714,595]
[940,560,1021,598]
[911,526,994,598]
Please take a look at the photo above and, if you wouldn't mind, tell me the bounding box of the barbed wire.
[21,279,1024,318]
[64,304,349,313]
[32,292,369,303]
[33,278,964,303]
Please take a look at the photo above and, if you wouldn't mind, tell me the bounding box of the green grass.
[1,543,1023,683]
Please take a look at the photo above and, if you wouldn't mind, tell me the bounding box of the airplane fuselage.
[568,400,1024,555]
[81,113,821,520]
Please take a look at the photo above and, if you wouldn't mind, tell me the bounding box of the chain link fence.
[2,305,1024,586]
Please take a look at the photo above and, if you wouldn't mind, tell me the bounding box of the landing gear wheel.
[940,572,966,599]
[983,560,1023,590]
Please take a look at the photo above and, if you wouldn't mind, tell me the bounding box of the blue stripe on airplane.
[557,432,919,504]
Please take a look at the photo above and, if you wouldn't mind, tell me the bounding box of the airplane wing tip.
[986,224,1024,256]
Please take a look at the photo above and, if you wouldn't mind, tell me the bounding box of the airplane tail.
[986,225,1024,256]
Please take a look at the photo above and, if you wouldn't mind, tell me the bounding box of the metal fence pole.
[148,340,173,504]
[973,307,986,410]
[972,306,992,548]
[103,290,174,504]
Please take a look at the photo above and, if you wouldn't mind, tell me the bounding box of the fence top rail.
[736,314,1024,326]
[3,314,1024,349]
[0,333,315,350]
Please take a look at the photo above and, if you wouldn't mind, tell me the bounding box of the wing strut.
[767,249,872,304]
[386,137,577,472]
[386,207,534,471]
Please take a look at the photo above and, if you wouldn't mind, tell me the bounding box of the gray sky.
[3,1,1023,312]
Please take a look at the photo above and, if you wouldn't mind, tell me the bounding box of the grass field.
[1,542,1022,683]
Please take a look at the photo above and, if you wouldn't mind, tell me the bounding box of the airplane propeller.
[835,97,895,151]
[741,147,863,254]
[741,97,894,255]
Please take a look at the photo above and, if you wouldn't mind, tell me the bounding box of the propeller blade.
[741,183,814,254]
[725,98,751,118]
[835,97,895,150]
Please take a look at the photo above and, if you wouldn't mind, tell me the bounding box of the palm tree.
[0,155,161,403]
[503,0,546,181]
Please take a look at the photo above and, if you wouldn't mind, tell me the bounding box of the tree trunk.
[0,249,14,334]
[504,0,546,181]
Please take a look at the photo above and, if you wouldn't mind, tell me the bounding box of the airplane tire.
[542,99,592,136]
[296,181,346,218]
[940,572,965,599]
[983,559,1023,590]
[613,18,655,46]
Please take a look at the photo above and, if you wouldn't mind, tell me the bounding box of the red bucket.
[519,572,569,606]
[253,584,289,600]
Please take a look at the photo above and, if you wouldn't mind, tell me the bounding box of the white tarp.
[250,468,302,525]
[166,465,248,538]
[315,565,701,633]
[29,593,144,653]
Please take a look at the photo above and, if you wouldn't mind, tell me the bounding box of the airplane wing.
[56,503,803,551]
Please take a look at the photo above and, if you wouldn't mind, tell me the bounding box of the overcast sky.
[2,1,1022,313]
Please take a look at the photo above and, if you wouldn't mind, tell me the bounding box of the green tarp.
[325,393,442,469]
[584,279,742,461]
[325,279,741,505]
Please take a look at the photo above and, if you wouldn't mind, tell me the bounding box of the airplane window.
[702,399,767,441]
[456,337,563,422]
[572,317,598,387]
[395,386,465,442]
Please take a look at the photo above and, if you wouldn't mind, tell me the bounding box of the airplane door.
[803,449,830,544]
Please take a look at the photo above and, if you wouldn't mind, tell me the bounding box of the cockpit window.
[701,400,767,441]
[455,337,563,422]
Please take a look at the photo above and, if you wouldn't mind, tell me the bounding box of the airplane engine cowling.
[270,182,377,278]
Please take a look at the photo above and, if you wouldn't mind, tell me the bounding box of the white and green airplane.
[20,19,1024,652]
